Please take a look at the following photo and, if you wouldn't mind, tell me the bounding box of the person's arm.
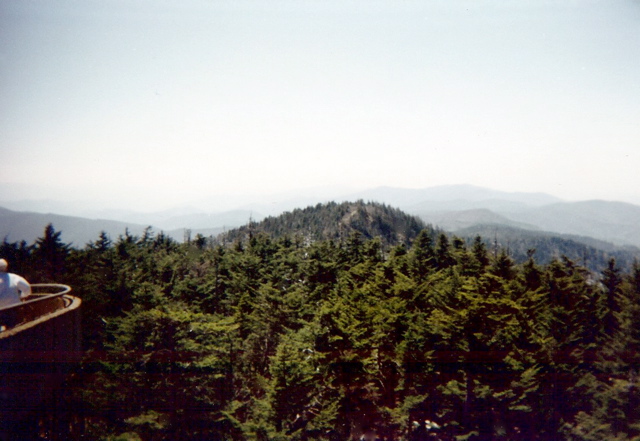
[16,277,31,300]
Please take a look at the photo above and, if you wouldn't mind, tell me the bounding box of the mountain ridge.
[0,206,150,246]
[344,184,563,209]
[214,200,427,248]
[3,184,640,249]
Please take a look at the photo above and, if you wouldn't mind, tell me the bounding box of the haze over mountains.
[1,185,640,256]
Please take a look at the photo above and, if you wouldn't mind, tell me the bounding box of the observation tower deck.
[0,284,81,440]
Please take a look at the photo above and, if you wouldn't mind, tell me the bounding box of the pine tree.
[410,229,436,281]
[32,223,70,282]
[601,258,623,334]
[435,233,455,270]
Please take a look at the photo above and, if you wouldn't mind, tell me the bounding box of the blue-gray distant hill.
[344,184,562,211]
[502,200,640,247]
[416,208,538,231]
[0,206,149,246]
[456,223,640,272]
[0,206,257,246]
[413,201,640,248]
[344,185,640,248]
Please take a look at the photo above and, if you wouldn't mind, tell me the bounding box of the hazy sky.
[1,0,639,211]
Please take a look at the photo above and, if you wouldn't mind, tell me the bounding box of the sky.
[1,0,640,212]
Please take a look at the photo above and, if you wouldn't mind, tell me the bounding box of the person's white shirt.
[0,273,31,308]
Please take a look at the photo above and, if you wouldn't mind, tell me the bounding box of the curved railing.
[30,283,72,296]
[0,284,81,440]
[0,284,72,334]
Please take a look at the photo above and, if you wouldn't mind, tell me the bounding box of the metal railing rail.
[0,284,72,332]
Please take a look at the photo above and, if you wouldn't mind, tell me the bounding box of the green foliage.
[8,212,640,440]
[215,200,428,250]
[32,223,71,282]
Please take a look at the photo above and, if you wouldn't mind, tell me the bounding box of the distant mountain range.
[0,206,150,246]
[1,185,640,268]
[341,185,640,248]
[343,184,562,210]
[0,206,261,246]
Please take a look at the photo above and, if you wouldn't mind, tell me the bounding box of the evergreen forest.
[1,202,640,441]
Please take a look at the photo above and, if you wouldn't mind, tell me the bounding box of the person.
[0,258,31,308]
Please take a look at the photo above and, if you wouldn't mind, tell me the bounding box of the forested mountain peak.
[215,200,428,248]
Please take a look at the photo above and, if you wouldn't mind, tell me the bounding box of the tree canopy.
[3,217,640,440]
